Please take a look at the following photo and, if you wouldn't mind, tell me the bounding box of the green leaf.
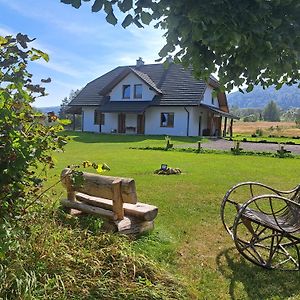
[0,36,8,46]
[96,164,104,173]
[30,55,41,61]
[104,1,113,14]
[133,17,143,28]
[61,0,82,9]
[121,0,132,12]
[246,84,254,93]
[58,119,72,125]
[106,12,118,25]
[32,48,49,62]
[141,11,152,25]
[121,14,133,28]
[92,0,104,12]
[41,78,51,83]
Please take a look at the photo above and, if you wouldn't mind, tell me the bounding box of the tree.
[295,109,300,128]
[0,34,67,218]
[60,0,300,92]
[59,97,69,119]
[263,100,281,122]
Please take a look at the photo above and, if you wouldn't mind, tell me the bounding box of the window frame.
[134,84,142,99]
[122,84,131,99]
[160,112,174,128]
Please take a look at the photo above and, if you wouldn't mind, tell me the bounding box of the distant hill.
[228,84,300,109]
[35,106,60,114]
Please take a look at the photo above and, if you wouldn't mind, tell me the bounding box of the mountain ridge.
[227,84,300,109]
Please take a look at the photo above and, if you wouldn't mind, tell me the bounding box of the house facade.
[68,59,238,136]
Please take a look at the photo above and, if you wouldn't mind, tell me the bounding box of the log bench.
[60,168,158,235]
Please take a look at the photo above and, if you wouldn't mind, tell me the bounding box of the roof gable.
[99,67,162,96]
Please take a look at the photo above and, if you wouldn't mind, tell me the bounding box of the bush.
[243,114,258,122]
[255,128,264,137]
[0,34,67,218]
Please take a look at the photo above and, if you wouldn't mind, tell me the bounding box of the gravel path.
[178,139,300,155]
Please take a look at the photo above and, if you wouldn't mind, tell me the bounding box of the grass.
[4,132,300,299]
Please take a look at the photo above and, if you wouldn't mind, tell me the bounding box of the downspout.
[184,107,190,137]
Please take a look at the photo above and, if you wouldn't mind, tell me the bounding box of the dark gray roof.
[68,67,124,106]
[130,68,163,94]
[200,103,239,120]
[100,101,151,113]
[69,63,212,107]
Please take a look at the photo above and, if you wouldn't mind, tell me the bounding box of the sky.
[0,0,166,107]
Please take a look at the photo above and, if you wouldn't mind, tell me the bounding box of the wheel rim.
[233,215,300,270]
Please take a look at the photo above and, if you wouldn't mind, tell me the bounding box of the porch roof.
[200,103,239,119]
[99,101,151,113]
[65,105,82,114]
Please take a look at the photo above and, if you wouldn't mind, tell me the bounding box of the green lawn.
[49,132,300,299]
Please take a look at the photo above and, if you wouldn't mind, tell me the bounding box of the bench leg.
[112,179,124,221]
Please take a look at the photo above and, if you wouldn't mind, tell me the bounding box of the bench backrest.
[61,168,137,204]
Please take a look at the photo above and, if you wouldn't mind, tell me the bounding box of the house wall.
[202,86,219,108]
[145,106,193,136]
[109,73,157,101]
[82,107,99,132]
[82,106,215,137]
[101,113,118,133]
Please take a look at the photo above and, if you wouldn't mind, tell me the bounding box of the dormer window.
[134,84,142,99]
[211,95,215,105]
[122,85,130,99]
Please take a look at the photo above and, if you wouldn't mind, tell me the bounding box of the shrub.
[255,128,264,137]
[0,34,67,218]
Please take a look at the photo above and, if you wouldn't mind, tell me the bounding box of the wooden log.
[61,198,114,219]
[61,168,137,204]
[61,168,76,201]
[61,198,154,235]
[112,179,124,221]
[102,218,154,235]
[76,193,158,221]
[115,219,154,235]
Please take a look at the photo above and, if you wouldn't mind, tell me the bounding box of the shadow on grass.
[64,131,203,144]
[216,248,300,300]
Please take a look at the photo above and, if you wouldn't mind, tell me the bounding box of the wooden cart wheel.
[221,186,242,237]
[233,209,300,270]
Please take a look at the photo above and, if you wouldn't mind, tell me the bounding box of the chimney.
[136,57,144,67]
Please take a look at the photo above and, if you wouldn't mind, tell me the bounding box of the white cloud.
[34,59,83,78]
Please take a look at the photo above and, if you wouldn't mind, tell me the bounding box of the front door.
[118,113,126,133]
[137,114,145,134]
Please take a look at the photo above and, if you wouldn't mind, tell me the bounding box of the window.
[94,110,105,125]
[122,85,130,99]
[211,95,215,105]
[160,112,174,127]
[134,84,142,98]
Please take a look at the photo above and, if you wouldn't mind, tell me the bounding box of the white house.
[68,58,238,136]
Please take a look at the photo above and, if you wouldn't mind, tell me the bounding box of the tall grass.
[0,210,188,299]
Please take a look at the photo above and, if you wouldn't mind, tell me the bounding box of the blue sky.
[0,0,166,107]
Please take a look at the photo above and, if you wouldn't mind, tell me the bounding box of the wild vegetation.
[30,132,300,299]
[232,121,300,139]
